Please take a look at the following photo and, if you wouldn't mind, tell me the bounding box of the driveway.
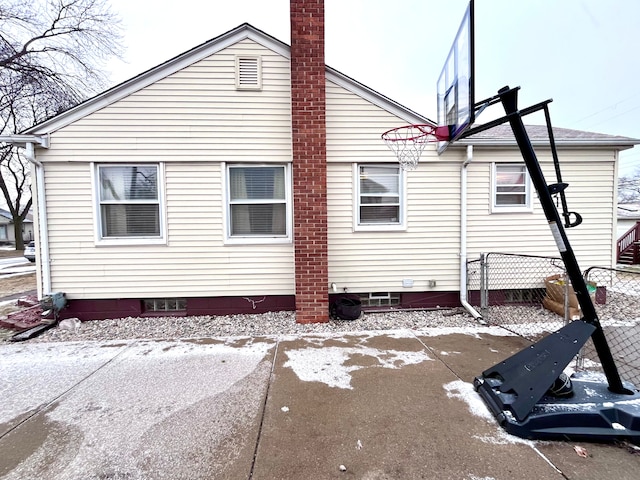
[1,328,639,479]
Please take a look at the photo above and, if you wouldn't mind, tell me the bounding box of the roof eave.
[455,138,640,149]
[0,134,50,148]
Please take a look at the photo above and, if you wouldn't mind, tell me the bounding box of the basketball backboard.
[437,0,475,154]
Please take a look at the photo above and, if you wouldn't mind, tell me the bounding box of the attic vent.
[236,56,262,90]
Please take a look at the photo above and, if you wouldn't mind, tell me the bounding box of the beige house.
[618,204,640,239]
[616,203,640,265]
[1,23,637,321]
[0,208,34,245]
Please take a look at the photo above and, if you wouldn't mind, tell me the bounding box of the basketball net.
[381,124,449,171]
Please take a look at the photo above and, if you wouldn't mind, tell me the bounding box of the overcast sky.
[105,0,640,176]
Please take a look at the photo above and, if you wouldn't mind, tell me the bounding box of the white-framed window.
[94,163,166,244]
[355,164,405,230]
[225,164,291,243]
[491,163,532,212]
[0,225,6,240]
[235,56,262,90]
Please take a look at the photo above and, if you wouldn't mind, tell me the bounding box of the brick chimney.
[290,0,329,323]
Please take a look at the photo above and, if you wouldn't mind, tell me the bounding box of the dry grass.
[0,248,37,300]
[0,272,36,322]
[0,248,25,259]
[0,272,37,298]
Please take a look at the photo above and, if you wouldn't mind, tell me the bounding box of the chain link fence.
[467,252,640,388]
[581,266,640,389]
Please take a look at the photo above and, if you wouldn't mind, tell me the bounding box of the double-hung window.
[96,164,164,242]
[356,164,405,230]
[492,163,532,212]
[226,164,290,242]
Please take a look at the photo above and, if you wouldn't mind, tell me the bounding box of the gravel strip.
[16,308,477,343]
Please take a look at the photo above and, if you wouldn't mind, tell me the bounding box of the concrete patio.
[1,327,639,479]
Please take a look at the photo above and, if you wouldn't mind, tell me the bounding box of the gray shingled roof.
[618,204,640,219]
[457,124,639,147]
[0,208,33,222]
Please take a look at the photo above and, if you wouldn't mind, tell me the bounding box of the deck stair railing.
[617,221,640,265]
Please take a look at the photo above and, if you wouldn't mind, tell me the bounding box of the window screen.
[358,165,401,224]
[98,165,161,238]
[495,164,528,207]
[228,165,287,236]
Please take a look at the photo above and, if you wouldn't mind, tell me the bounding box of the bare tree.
[0,0,123,249]
[619,169,640,204]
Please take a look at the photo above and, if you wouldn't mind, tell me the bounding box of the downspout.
[25,142,52,296]
[460,144,482,320]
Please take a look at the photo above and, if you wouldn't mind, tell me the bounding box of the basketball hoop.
[381,124,449,170]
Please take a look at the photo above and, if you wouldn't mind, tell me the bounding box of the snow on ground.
[282,335,433,389]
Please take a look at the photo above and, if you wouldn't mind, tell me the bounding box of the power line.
[569,92,640,128]
[581,104,640,131]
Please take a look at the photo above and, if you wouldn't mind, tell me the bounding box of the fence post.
[563,270,570,325]
[480,253,488,319]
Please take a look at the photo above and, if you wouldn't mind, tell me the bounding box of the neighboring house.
[617,204,640,240]
[0,18,637,321]
[616,203,640,265]
[0,208,34,245]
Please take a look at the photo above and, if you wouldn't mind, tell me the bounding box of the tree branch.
[0,0,123,250]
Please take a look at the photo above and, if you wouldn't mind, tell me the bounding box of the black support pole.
[497,86,628,394]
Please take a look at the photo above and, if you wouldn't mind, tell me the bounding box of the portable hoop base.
[475,373,640,442]
[474,321,640,441]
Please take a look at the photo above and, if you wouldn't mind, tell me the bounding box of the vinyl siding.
[38,39,296,300]
[32,36,620,302]
[327,159,462,292]
[326,80,419,160]
[466,148,617,268]
[40,39,292,163]
[44,162,295,299]
[326,80,462,292]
